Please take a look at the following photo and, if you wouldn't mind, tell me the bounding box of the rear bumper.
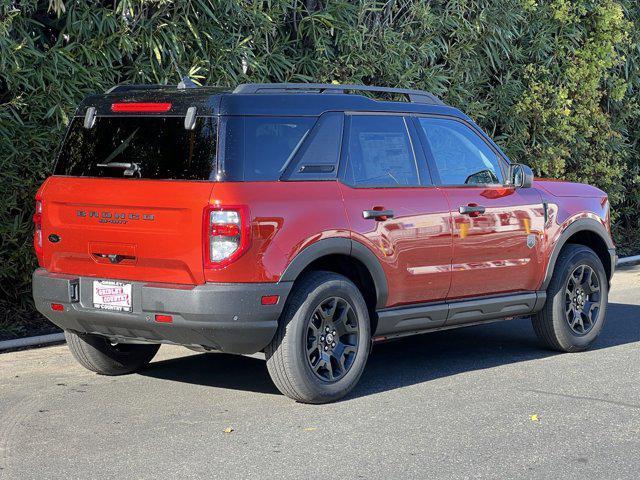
[32,269,292,354]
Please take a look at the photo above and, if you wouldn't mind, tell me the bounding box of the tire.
[265,271,371,404]
[532,244,608,352]
[64,331,160,375]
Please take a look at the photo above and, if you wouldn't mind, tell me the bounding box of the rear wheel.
[265,271,371,404]
[532,244,608,352]
[65,331,160,375]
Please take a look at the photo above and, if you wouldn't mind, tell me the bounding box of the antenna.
[167,51,197,89]
[178,76,198,89]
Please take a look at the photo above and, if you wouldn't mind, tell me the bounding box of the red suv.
[32,83,616,403]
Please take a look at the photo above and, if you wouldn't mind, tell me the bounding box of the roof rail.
[105,84,168,94]
[233,83,444,105]
[105,77,199,94]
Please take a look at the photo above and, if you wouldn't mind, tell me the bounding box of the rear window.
[219,116,316,181]
[55,117,217,180]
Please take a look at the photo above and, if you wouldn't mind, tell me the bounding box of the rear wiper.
[95,128,139,166]
[96,162,141,176]
[96,162,135,168]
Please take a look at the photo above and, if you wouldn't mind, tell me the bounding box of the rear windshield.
[55,117,217,180]
[219,116,316,181]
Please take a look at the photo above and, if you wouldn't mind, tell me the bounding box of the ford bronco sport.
[32,83,616,403]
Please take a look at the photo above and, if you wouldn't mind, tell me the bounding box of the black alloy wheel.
[265,271,371,403]
[564,264,602,335]
[532,244,608,353]
[306,296,359,382]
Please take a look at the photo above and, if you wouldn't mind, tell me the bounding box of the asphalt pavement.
[1,265,639,479]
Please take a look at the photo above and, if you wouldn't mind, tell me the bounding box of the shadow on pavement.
[139,302,640,399]
[140,351,279,395]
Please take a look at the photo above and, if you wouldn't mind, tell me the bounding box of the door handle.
[459,204,486,217]
[92,253,136,265]
[363,209,394,220]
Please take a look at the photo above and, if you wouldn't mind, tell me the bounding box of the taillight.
[203,205,250,268]
[33,196,44,266]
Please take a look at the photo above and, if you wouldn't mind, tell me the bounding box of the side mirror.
[510,163,534,188]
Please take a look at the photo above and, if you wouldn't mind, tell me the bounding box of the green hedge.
[1,0,639,325]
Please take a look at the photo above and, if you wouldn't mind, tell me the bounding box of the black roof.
[77,82,467,120]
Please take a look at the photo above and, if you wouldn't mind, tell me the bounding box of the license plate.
[92,280,132,312]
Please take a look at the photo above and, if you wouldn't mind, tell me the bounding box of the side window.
[418,117,504,186]
[286,113,343,180]
[344,115,420,187]
[221,116,315,181]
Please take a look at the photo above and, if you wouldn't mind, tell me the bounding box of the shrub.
[1,0,639,326]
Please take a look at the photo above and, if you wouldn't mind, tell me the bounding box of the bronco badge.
[77,210,155,225]
[526,234,537,249]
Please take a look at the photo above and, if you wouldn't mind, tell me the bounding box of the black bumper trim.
[32,269,292,354]
[608,247,617,279]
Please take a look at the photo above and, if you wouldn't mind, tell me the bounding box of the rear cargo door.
[41,177,214,284]
[41,114,218,284]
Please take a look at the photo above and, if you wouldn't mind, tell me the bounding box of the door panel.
[340,185,453,307]
[414,115,545,299]
[339,113,452,308]
[444,186,545,298]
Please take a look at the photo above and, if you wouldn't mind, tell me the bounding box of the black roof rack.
[105,84,167,94]
[105,77,200,94]
[233,83,444,105]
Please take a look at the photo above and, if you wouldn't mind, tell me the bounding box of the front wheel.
[532,244,608,352]
[265,271,371,404]
[65,331,160,375]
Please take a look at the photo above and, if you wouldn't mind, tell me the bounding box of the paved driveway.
[1,266,639,479]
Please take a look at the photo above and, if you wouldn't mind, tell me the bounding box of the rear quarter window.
[219,116,316,181]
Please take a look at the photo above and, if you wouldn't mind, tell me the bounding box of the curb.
[1,254,639,353]
[0,333,65,352]
[616,254,640,266]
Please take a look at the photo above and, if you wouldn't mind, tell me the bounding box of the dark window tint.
[55,117,217,180]
[286,113,343,180]
[221,116,315,181]
[418,117,504,185]
[344,115,419,187]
